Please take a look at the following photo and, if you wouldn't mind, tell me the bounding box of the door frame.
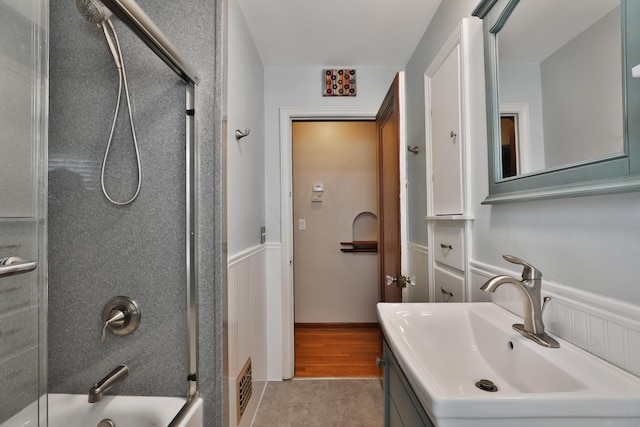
[279,88,408,379]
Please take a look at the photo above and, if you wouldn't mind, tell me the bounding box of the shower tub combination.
[0,0,203,424]
[62,0,202,424]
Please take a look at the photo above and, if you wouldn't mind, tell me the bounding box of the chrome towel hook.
[407,146,419,154]
[235,129,250,141]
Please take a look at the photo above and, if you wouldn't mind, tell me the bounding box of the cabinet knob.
[450,130,458,138]
[440,286,454,297]
[376,357,386,368]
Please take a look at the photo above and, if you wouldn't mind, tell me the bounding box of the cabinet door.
[430,44,463,215]
[384,342,435,427]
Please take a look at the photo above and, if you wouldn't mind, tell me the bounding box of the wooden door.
[377,74,403,303]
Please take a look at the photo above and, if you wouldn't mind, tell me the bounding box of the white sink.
[378,302,640,427]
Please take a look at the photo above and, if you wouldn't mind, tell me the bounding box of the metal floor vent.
[236,357,253,423]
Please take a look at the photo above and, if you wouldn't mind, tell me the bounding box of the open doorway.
[280,73,407,379]
[292,120,382,377]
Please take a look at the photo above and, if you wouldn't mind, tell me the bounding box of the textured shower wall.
[48,0,226,424]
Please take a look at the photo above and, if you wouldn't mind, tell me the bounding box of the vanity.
[390,0,640,423]
[383,340,434,427]
[378,302,640,427]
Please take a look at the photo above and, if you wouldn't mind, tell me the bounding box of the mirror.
[473,0,640,203]
[499,0,622,178]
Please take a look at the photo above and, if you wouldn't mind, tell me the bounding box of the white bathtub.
[1,394,203,427]
[49,394,203,427]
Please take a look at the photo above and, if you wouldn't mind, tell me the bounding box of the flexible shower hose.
[101,19,142,205]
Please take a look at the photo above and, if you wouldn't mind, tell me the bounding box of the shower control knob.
[100,296,141,342]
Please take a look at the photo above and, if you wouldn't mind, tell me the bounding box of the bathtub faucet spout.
[88,364,129,403]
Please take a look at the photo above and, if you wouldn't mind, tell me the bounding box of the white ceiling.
[237,0,444,67]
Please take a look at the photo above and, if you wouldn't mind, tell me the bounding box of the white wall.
[227,0,265,256]
[227,1,267,425]
[264,66,401,242]
[292,121,379,323]
[405,0,640,328]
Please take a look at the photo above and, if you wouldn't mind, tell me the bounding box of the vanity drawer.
[433,225,464,270]
[434,267,464,303]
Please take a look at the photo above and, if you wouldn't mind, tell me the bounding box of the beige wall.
[293,121,379,323]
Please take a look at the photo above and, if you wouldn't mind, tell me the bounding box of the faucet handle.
[100,309,125,343]
[100,296,141,343]
[503,255,542,280]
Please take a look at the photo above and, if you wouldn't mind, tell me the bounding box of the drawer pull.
[441,286,454,297]
[440,243,453,250]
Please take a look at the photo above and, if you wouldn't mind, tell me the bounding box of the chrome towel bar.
[0,256,37,278]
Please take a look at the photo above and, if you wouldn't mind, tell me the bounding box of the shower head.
[76,0,121,69]
[76,0,112,24]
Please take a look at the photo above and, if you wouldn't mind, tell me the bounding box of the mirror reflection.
[497,0,623,179]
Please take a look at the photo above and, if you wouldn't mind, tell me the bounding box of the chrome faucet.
[88,364,129,403]
[480,255,559,348]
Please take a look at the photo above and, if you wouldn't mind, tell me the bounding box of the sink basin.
[378,302,640,427]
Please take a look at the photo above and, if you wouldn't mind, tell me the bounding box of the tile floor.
[251,379,384,427]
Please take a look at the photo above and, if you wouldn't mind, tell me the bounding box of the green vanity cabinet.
[383,341,435,427]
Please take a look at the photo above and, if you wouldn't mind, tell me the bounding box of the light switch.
[312,183,324,192]
[311,194,323,202]
[298,219,307,230]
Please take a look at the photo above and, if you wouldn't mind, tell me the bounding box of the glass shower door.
[0,0,48,425]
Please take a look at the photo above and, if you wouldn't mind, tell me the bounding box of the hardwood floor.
[294,323,383,378]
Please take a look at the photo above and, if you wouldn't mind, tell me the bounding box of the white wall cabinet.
[424,18,481,302]
[430,43,464,216]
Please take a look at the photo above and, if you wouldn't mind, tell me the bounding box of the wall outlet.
[298,219,306,230]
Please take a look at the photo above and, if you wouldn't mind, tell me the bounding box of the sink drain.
[98,419,115,427]
[475,379,498,392]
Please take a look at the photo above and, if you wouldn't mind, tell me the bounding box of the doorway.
[292,120,381,377]
[280,73,407,379]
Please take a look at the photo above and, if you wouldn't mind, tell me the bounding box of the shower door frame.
[0,0,49,424]
[99,0,201,422]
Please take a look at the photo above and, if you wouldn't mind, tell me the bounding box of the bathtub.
[49,394,203,427]
[1,394,203,427]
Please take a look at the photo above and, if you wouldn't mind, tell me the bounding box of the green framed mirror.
[473,0,640,203]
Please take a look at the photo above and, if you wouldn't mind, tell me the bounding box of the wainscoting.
[470,260,640,378]
[228,245,268,427]
[407,243,429,302]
